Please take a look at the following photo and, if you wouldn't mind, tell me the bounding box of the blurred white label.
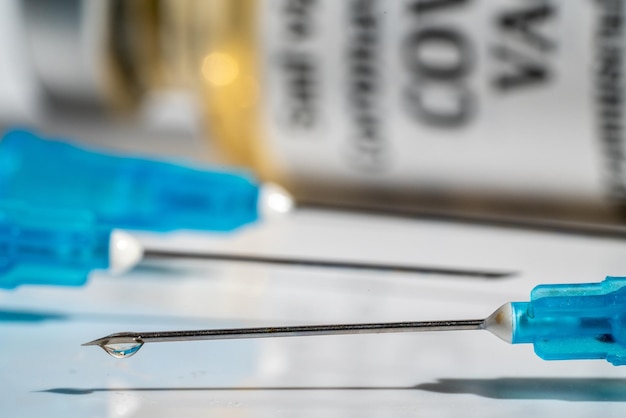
[259,0,624,203]
[0,0,41,123]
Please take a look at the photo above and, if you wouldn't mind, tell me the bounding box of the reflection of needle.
[303,202,626,239]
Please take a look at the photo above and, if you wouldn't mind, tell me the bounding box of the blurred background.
[0,0,206,157]
[3,0,622,228]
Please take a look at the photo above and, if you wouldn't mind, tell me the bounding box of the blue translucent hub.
[0,130,260,232]
[512,277,626,365]
[0,202,111,289]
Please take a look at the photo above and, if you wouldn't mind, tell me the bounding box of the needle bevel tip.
[81,338,105,347]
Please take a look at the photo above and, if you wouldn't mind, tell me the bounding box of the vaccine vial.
[179,0,626,225]
[22,0,626,225]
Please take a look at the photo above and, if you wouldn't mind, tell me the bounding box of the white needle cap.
[109,230,144,274]
[258,183,294,220]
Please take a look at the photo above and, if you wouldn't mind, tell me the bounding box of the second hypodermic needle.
[0,202,511,289]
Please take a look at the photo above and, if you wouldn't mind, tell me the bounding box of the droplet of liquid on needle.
[102,341,144,359]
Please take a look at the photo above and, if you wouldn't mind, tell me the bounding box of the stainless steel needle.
[144,250,512,279]
[82,318,492,359]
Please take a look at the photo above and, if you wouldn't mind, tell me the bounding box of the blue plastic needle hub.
[511,277,626,365]
[0,130,261,232]
[0,201,111,289]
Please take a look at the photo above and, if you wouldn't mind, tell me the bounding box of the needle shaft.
[144,250,511,279]
[83,319,485,347]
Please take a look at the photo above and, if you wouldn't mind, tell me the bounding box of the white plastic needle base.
[484,303,514,343]
[259,183,295,220]
[109,230,145,274]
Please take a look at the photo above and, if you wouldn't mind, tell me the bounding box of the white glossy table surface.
[2,208,626,417]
